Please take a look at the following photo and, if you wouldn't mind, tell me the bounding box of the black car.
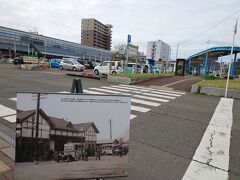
[14,57,24,65]
[77,60,94,69]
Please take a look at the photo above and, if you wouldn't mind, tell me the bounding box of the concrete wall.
[191,85,240,99]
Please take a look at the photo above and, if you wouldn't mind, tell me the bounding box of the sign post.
[225,19,238,98]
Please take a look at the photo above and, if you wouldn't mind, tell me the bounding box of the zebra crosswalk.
[1,84,185,124]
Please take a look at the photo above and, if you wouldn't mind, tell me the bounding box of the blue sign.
[127,35,131,44]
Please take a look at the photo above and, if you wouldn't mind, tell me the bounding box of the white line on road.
[89,87,130,95]
[0,104,16,117]
[131,98,161,107]
[142,92,176,99]
[9,97,17,102]
[83,89,105,94]
[110,86,177,99]
[133,95,169,102]
[130,114,137,120]
[3,115,16,123]
[182,98,233,180]
[119,84,186,95]
[131,105,150,113]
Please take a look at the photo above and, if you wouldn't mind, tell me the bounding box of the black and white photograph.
[15,92,131,180]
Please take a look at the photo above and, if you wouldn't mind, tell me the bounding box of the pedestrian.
[33,150,39,164]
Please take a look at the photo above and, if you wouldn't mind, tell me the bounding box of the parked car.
[78,60,94,69]
[152,66,161,73]
[59,58,85,71]
[13,57,24,65]
[94,61,123,75]
[50,59,61,68]
[126,63,142,74]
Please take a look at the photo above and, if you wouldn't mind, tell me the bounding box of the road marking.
[110,86,177,99]
[83,89,105,94]
[9,97,17,102]
[144,90,181,97]
[131,105,150,113]
[131,98,160,107]
[119,84,186,95]
[130,114,137,120]
[101,86,131,92]
[89,87,130,95]
[87,88,160,107]
[0,105,16,117]
[3,115,16,123]
[182,98,233,180]
[58,91,70,93]
[133,95,169,102]
[142,92,176,99]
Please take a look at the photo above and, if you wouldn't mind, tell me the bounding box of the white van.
[93,61,123,75]
[63,143,85,161]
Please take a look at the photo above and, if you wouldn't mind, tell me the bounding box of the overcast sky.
[0,0,240,58]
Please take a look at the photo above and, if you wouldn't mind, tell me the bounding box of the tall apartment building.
[81,18,112,50]
[146,40,171,64]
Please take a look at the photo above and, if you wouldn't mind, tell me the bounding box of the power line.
[180,8,240,45]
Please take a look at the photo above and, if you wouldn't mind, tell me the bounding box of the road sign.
[127,35,131,44]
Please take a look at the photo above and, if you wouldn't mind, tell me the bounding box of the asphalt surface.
[137,76,203,92]
[0,64,239,180]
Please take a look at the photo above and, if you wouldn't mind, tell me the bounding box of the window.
[100,62,108,66]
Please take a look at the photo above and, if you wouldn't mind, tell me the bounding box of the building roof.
[17,109,99,133]
[97,139,119,144]
[187,46,240,62]
[74,122,99,133]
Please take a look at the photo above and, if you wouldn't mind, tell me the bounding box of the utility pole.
[125,45,129,74]
[109,119,112,140]
[225,19,238,98]
[175,44,179,61]
[35,93,40,152]
[44,39,47,58]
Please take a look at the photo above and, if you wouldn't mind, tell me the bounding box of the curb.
[191,84,240,99]
[66,73,101,80]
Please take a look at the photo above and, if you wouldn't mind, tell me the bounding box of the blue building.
[0,26,112,61]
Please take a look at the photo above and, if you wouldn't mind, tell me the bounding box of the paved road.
[0,64,239,180]
[137,76,203,92]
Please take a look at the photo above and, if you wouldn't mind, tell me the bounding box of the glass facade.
[0,26,112,61]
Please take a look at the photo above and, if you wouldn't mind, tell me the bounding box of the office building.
[146,40,171,64]
[81,18,112,50]
[0,26,112,61]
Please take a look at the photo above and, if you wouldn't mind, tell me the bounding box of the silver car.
[59,59,85,71]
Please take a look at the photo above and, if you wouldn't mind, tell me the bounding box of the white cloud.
[0,0,239,58]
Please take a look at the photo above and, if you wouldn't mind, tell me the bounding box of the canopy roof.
[187,46,240,63]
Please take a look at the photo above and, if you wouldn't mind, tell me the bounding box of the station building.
[16,109,99,162]
[0,26,112,61]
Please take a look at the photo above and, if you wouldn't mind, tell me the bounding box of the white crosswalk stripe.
[0,105,16,117]
[104,86,176,99]
[130,114,137,120]
[119,84,186,95]
[131,105,150,113]
[131,99,160,107]
[111,85,180,97]
[3,115,16,123]
[133,94,169,102]
[9,97,17,102]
